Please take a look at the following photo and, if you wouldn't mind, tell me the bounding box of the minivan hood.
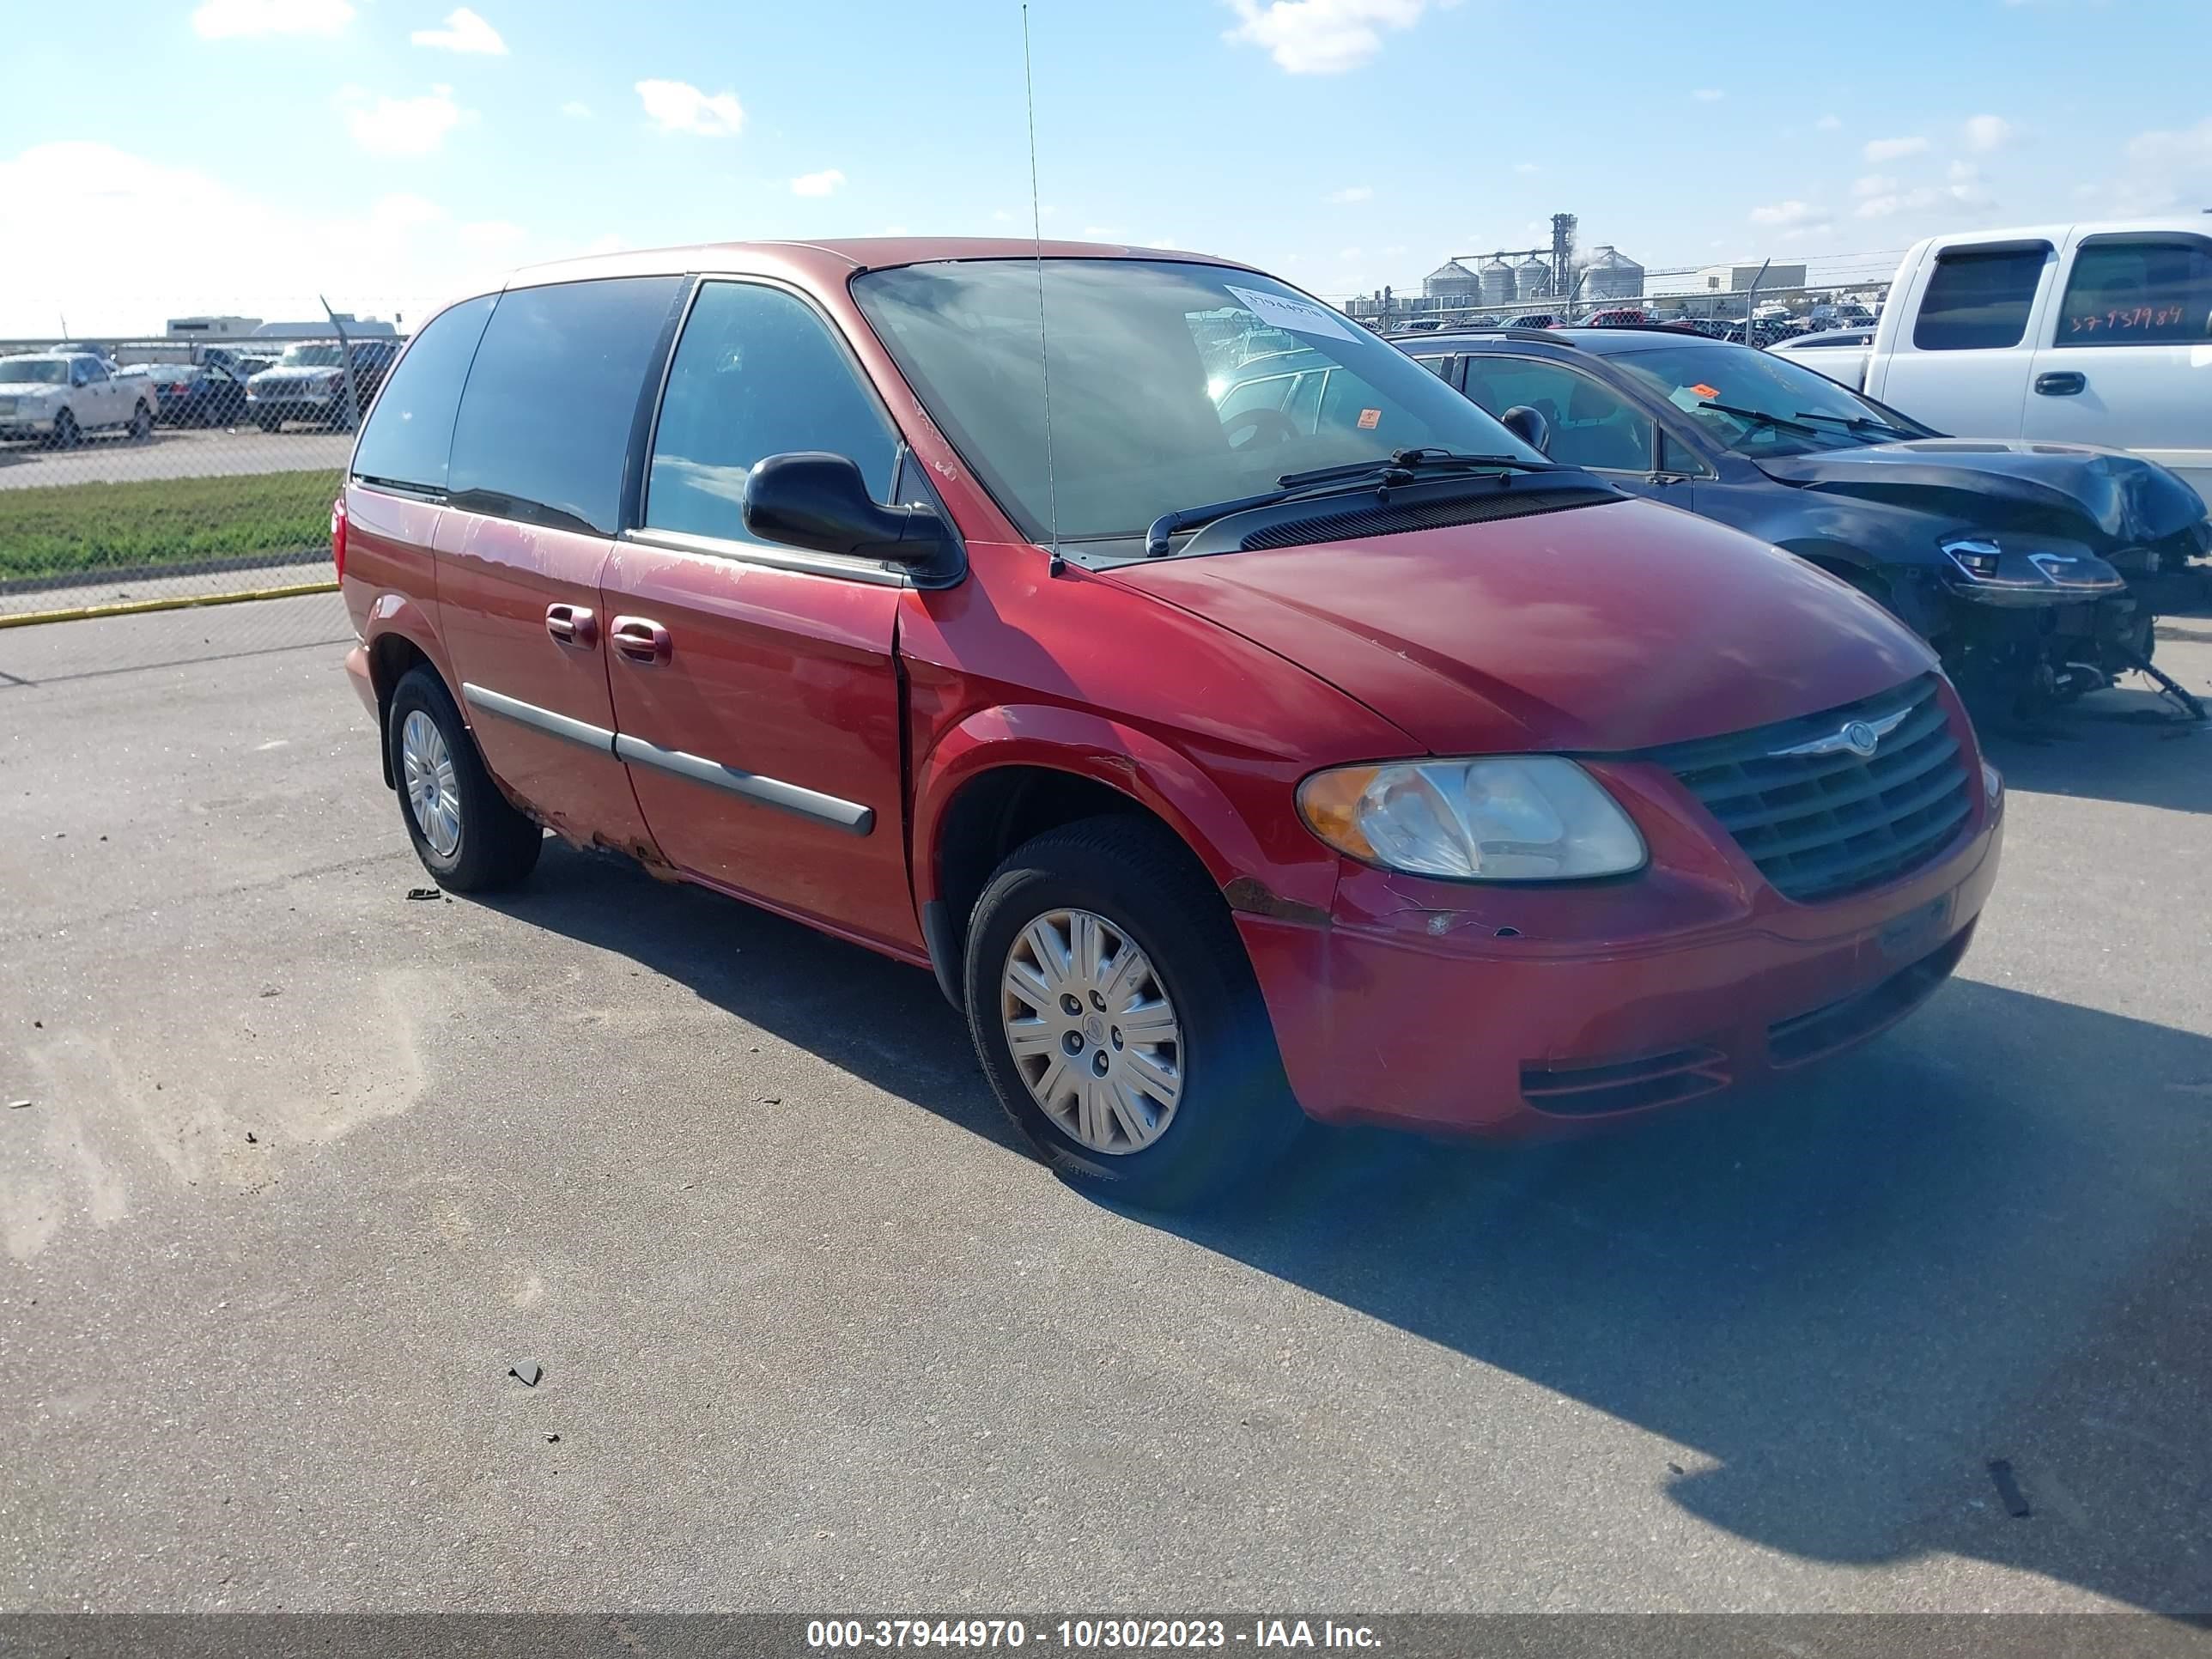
[1758,440,2207,551]
[1108,497,1935,755]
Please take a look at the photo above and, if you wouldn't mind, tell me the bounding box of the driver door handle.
[611,615,672,665]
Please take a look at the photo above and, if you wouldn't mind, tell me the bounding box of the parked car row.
[336,235,2051,1211]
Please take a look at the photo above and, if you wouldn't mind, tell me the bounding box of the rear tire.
[963,816,1304,1210]
[386,666,542,893]
[127,401,153,441]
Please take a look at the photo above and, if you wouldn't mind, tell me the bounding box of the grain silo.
[1422,259,1481,303]
[1581,245,1645,302]
[1515,252,1554,301]
[1479,255,1518,310]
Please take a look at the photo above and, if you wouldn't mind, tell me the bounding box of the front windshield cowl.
[850,258,1549,554]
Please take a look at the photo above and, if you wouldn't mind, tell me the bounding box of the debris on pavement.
[510,1360,543,1388]
[1987,1458,2031,1518]
[406,887,440,902]
[7,1099,31,1110]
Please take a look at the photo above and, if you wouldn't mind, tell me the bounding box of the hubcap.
[399,709,462,860]
[1000,908,1182,1155]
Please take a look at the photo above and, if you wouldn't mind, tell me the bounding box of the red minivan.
[337,239,2003,1206]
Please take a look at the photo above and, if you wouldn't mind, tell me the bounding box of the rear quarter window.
[447,275,684,534]
[1912,245,2049,351]
[349,295,494,492]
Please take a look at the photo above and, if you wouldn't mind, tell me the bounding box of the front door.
[601,277,920,955]
[430,273,686,851]
[2022,230,2212,507]
[1869,240,2053,439]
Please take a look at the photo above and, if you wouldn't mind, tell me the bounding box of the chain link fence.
[0,299,412,627]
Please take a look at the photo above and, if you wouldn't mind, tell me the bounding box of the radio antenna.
[1022,4,1065,575]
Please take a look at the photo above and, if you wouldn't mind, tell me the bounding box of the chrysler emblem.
[1771,707,1909,760]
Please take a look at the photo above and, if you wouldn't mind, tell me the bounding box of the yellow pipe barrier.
[0,580,338,629]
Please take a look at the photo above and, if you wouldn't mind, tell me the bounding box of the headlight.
[1297,755,1647,881]
[1942,538,2002,580]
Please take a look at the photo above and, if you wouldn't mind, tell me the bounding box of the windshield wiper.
[1275,447,1556,490]
[1145,448,1555,557]
[1698,400,1822,440]
[1791,409,1918,442]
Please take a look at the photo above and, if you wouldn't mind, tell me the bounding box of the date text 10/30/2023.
[805,1620,1383,1650]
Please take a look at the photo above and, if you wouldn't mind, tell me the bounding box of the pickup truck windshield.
[0,358,70,385]
[1610,341,1930,457]
[277,343,346,368]
[851,258,1546,546]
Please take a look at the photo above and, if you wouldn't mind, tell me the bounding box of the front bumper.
[1239,757,2003,1136]
[248,388,339,418]
[0,412,57,438]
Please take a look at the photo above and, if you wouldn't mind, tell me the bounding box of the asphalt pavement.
[3,594,2209,1614]
[0,427,351,490]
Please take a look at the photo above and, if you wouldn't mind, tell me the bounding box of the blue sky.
[3,0,2209,333]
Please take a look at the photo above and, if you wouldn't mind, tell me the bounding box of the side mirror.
[744,452,955,578]
[1499,404,1551,455]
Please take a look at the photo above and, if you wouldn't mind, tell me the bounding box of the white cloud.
[560,100,592,118]
[991,208,1016,222]
[1081,225,1124,239]
[0,141,519,333]
[1379,243,1407,256]
[1815,113,1842,131]
[1512,161,1539,174]
[1692,88,1723,102]
[2115,112,2212,210]
[1863,134,1929,162]
[635,79,744,137]
[583,233,626,256]
[1963,113,2014,153]
[1852,173,1895,198]
[1327,185,1373,203]
[878,225,911,236]
[343,86,468,157]
[192,0,353,38]
[1338,246,1364,260]
[411,7,506,53]
[1749,198,1828,228]
[790,168,846,198]
[459,219,527,252]
[1224,0,1436,75]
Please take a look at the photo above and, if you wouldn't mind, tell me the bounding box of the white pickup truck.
[1775,219,2212,510]
[0,352,157,447]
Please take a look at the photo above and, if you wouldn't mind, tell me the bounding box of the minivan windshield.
[852,259,1547,546]
[1608,340,1932,457]
[277,343,345,368]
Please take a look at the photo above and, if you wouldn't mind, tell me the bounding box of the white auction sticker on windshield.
[1225,285,1357,343]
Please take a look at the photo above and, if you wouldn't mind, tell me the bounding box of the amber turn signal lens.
[1296,766,1382,861]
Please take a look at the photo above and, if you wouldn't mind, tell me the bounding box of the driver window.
[645,281,902,547]
[1461,356,1655,472]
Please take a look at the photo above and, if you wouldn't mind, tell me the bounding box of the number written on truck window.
[2056,239,2212,346]
[1912,246,2049,351]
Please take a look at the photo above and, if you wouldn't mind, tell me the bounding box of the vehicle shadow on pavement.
[494,845,2211,1612]
[1980,685,2212,816]
[1171,978,2212,1613]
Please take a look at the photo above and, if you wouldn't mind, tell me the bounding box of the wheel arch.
[361,603,459,788]
[912,707,1286,1009]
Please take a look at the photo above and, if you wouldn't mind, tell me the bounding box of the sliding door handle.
[545,603,598,647]
[611,615,672,665]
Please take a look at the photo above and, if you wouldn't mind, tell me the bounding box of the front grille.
[1645,674,1972,903]
[1236,485,1612,551]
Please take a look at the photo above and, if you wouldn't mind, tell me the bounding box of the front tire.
[963,816,1303,1210]
[127,400,153,441]
[386,666,542,892]
[48,408,79,449]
